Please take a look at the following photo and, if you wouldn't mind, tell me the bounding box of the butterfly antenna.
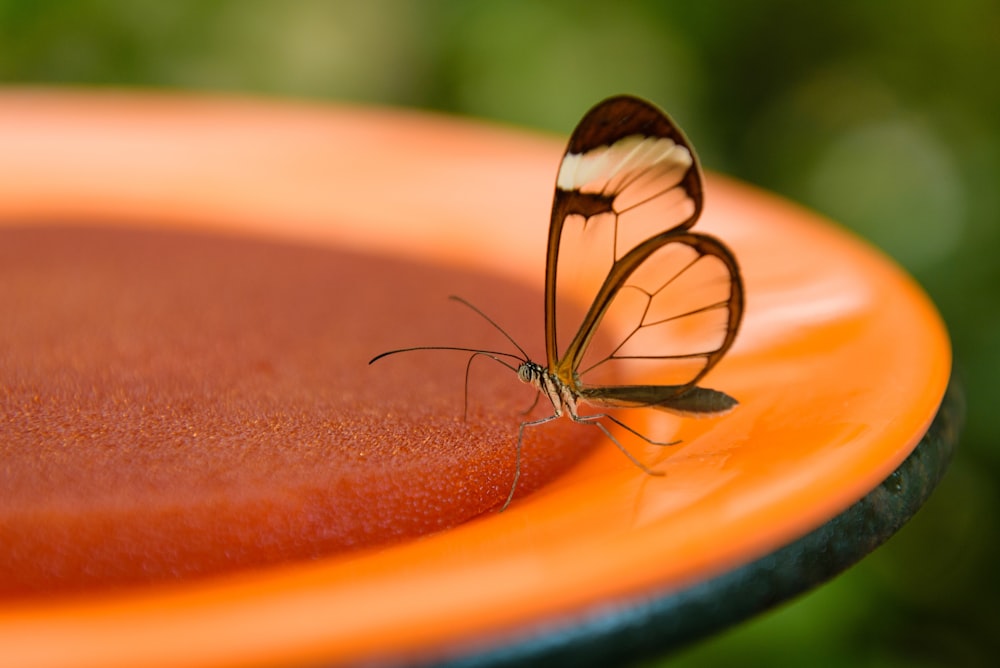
[461,350,520,421]
[369,346,523,365]
[448,295,531,360]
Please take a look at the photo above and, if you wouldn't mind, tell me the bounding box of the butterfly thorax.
[516,360,580,419]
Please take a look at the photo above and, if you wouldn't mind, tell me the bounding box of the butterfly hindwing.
[578,231,742,412]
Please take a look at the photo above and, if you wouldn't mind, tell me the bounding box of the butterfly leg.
[570,413,667,477]
[600,413,681,447]
[519,391,541,416]
[501,413,560,511]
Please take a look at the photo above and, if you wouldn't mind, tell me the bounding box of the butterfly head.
[516,360,544,386]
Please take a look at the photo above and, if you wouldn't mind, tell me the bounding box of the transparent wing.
[544,95,703,370]
[570,232,743,403]
[545,96,742,398]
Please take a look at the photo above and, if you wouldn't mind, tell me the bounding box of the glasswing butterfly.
[371,95,744,511]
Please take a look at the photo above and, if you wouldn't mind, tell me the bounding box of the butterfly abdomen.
[580,384,737,416]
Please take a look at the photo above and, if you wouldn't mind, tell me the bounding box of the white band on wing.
[557,135,692,194]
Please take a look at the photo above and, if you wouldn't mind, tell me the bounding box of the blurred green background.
[2,0,996,665]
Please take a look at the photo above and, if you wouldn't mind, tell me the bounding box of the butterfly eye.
[516,363,534,384]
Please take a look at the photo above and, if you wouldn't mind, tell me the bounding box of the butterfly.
[371,95,744,510]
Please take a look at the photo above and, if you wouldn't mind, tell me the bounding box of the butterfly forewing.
[546,96,742,412]
[545,97,704,371]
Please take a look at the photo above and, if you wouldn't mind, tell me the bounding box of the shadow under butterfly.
[371,95,745,511]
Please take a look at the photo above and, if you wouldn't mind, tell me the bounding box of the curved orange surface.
[0,89,950,667]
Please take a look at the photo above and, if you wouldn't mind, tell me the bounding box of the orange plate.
[0,89,951,667]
